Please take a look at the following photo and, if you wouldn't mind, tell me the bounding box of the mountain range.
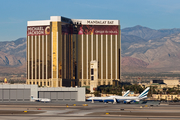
[0,38,26,74]
[0,25,180,74]
[121,25,180,73]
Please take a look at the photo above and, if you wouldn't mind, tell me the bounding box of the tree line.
[87,83,180,99]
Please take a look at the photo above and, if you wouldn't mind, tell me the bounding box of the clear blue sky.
[0,0,180,41]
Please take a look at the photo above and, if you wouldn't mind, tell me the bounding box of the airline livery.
[87,90,130,103]
[87,87,150,104]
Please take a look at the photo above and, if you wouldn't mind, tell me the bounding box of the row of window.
[81,81,111,86]
[29,82,50,86]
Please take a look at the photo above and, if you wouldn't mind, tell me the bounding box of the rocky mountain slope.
[0,25,180,74]
[121,25,180,40]
[0,38,26,73]
[121,26,180,73]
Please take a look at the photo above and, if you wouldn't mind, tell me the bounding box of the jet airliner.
[31,96,51,103]
[87,90,130,103]
[87,87,150,104]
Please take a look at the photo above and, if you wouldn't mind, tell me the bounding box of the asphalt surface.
[0,101,180,120]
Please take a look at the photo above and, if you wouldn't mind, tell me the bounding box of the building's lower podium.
[0,84,85,102]
[26,79,79,87]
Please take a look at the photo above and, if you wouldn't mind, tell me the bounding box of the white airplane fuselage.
[87,90,130,103]
[87,87,150,103]
[31,96,51,102]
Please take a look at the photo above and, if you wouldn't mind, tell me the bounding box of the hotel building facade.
[26,16,121,91]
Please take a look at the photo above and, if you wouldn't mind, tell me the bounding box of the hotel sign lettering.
[27,26,50,36]
[87,20,114,25]
[77,25,119,35]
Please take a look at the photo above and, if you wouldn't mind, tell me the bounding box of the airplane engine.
[124,100,131,104]
[103,98,118,104]
[104,99,114,103]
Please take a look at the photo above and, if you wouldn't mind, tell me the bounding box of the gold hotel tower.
[26,16,121,90]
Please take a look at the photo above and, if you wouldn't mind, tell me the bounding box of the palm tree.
[177,85,180,91]
[163,87,166,94]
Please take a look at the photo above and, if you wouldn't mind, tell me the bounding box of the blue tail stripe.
[138,89,149,98]
[140,91,149,97]
[123,90,130,97]
[140,91,148,97]
[124,92,128,96]
[139,91,148,98]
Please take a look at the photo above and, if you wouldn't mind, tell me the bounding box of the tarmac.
[0,101,180,120]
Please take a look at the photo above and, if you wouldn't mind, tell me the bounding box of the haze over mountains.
[121,25,180,73]
[0,25,180,74]
[0,38,26,74]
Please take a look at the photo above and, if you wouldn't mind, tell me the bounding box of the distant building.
[26,16,121,90]
[152,94,180,101]
[150,79,180,88]
[139,79,180,89]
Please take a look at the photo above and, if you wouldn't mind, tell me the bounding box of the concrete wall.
[77,87,85,101]
[0,84,37,102]
[163,80,179,86]
[0,84,85,102]
[38,87,85,101]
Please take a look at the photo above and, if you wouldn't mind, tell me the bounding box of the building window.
[103,81,106,85]
[91,76,94,80]
[91,69,94,75]
[58,81,61,87]
[79,82,81,87]
[98,81,101,85]
[108,82,110,85]
[84,81,86,85]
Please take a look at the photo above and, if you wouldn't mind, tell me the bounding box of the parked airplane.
[113,87,150,104]
[87,90,130,103]
[87,87,150,104]
[31,96,51,103]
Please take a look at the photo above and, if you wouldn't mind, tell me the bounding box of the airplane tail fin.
[123,90,130,97]
[138,87,150,99]
[31,96,33,99]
